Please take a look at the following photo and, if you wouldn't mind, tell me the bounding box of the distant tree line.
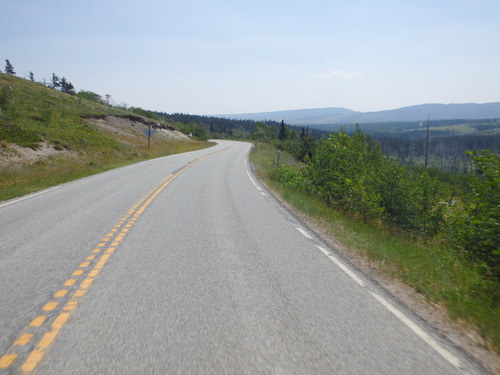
[155,111,326,158]
[372,132,499,173]
[157,112,268,140]
[154,111,322,144]
[322,118,500,135]
[311,119,499,173]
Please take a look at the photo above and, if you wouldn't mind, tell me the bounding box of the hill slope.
[0,73,189,165]
[0,73,207,201]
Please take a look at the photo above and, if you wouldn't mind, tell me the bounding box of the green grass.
[250,142,500,353]
[0,140,212,201]
[0,73,213,201]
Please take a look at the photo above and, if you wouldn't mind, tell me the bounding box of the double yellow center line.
[0,150,222,373]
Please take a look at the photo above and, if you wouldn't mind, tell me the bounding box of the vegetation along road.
[0,140,488,374]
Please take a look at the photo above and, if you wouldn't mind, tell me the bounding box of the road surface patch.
[0,148,227,373]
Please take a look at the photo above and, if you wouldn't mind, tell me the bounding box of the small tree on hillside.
[104,94,112,106]
[29,71,35,81]
[59,77,75,95]
[4,60,15,75]
[50,73,60,89]
[278,120,287,141]
[300,126,306,139]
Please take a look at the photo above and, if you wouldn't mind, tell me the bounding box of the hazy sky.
[2,0,499,115]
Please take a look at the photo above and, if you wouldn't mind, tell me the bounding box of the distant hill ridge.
[224,102,500,125]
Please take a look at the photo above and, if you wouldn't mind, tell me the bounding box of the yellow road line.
[29,316,47,327]
[0,354,17,369]
[14,334,33,346]
[64,278,76,286]
[42,302,57,312]
[53,290,68,298]
[21,313,71,372]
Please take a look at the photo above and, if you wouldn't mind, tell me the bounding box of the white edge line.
[315,245,365,287]
[317,240,463,370]
[369,291,463,370]
[0,186,60,208]
[296,226,313,240]
[244,158,262,191]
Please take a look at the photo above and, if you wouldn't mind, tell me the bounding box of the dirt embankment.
[0,141,75,165]
[83,114,190,142]
[0,115,190,165]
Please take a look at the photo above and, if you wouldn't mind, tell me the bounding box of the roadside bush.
[306,126,385,220]
[450,150,500,281]
[376,161,418,229]
[175,121,208,140]
[412,170,445,237]
[269,164,306,190]
[305,126,445,233]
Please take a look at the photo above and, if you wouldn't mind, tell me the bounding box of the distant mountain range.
[224,102,500,126]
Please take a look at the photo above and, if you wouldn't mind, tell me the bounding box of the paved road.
[0,140,487,374]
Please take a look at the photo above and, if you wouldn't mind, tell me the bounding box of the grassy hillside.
[0,73,211,201]
[1,74,124,148]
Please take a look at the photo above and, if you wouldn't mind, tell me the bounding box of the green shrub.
[0,85,10,110]
[130,107,160,121]
[76,90,104,104]
[450,150,500,281]
[269,164,305,190]
[306,126,385,220]
[305,126,445,233]
[376,161,418,229]
[412,170,445,237]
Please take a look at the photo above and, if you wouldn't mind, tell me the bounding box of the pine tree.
[50,73,60,89]
[278,120,287,141]
[4,60,15,75]
[60,77,75,95]
[300,127,306,139]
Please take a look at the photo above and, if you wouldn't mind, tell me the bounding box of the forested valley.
[155,110,498,174]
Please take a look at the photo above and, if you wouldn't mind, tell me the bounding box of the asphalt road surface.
[0,140,488,374]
